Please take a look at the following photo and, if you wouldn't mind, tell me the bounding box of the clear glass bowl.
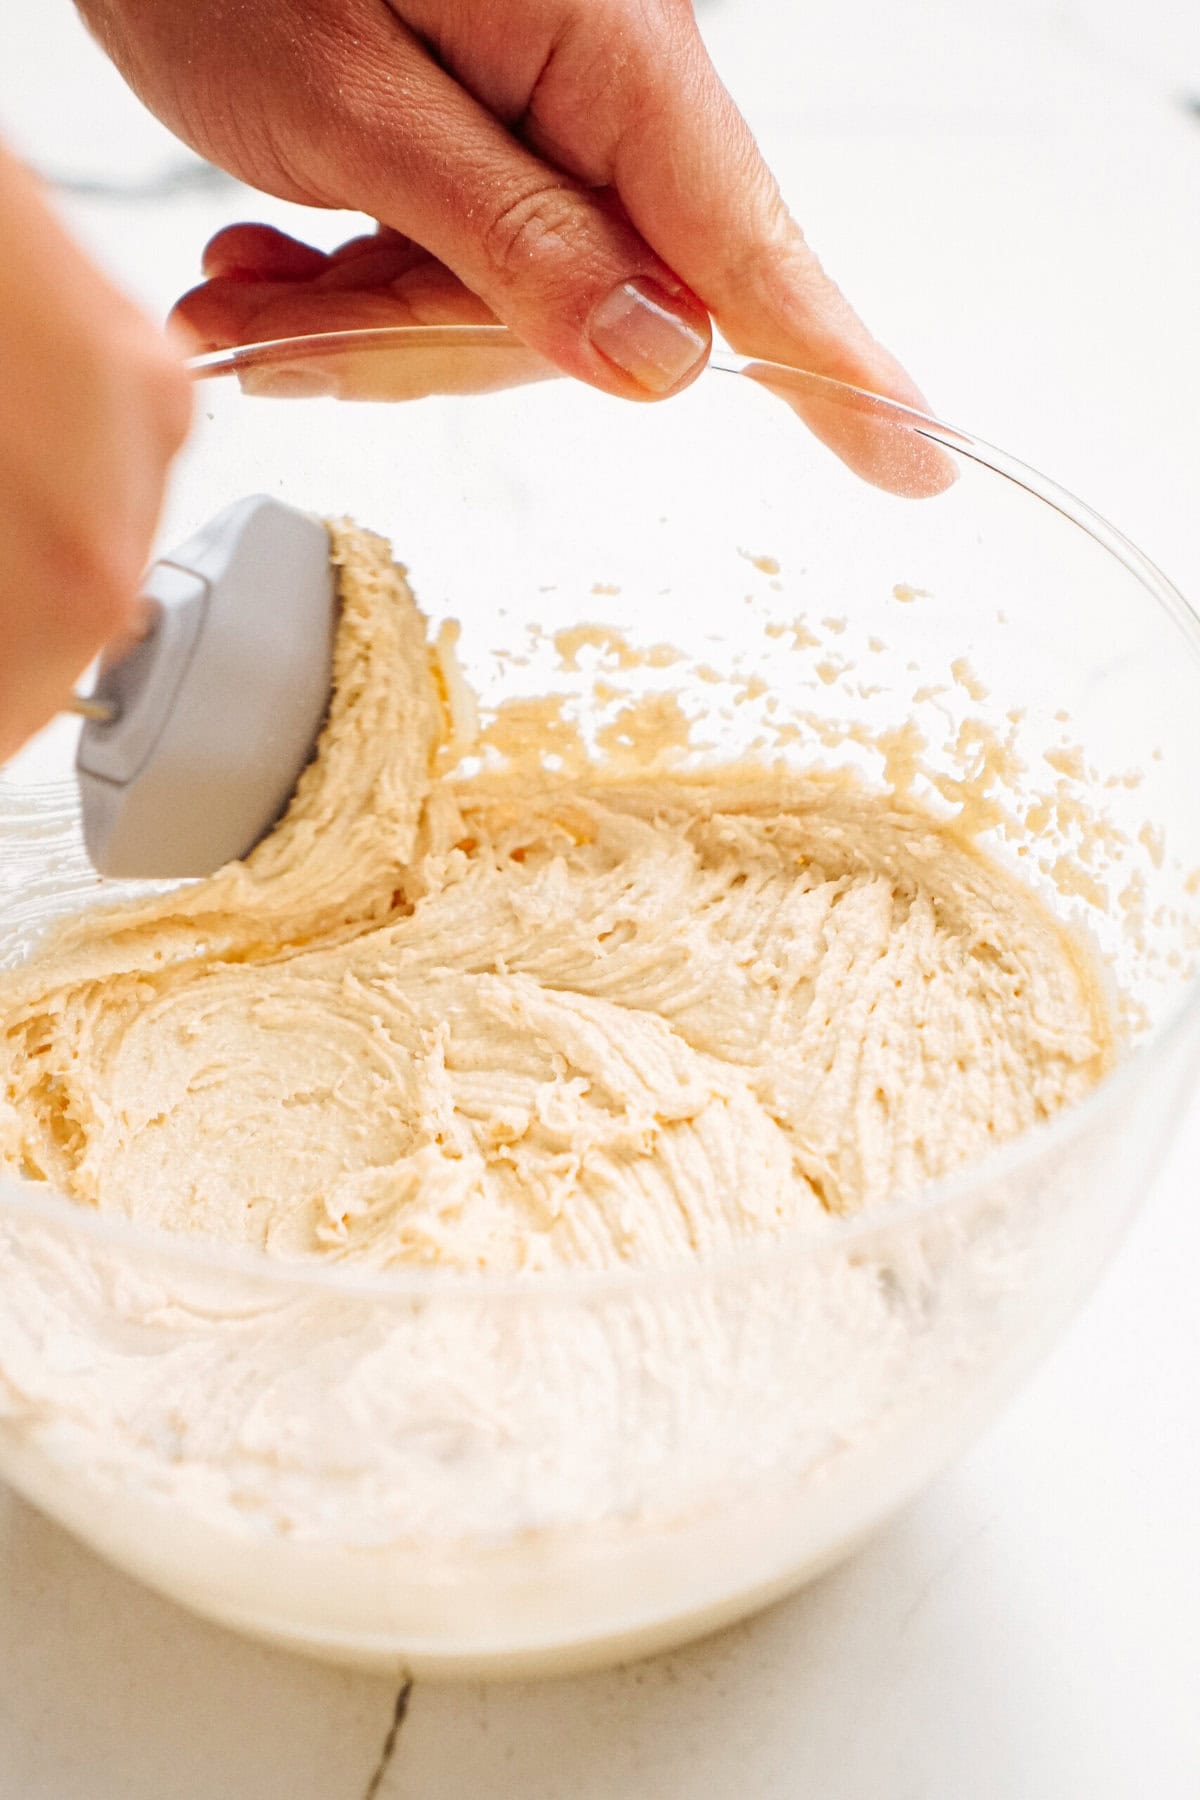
[1,328,1198,1678]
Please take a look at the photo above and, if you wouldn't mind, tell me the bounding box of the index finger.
[525,2,954,493]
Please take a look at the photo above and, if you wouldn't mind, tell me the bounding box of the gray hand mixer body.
[75,497,337,879]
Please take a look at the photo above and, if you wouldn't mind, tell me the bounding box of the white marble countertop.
[1,2,1198,1794]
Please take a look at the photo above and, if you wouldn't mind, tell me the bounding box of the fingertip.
[201,223,329,282]
[168,285,214,352]
[807,362,960,497]
[170,276,256,353]
[842,422,959,499]
[163,308,204,359]
[742,360,959,499]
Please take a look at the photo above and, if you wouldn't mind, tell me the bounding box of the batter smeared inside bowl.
[0,525,1112,1269]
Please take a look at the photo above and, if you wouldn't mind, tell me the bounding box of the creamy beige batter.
[0,525,1112,1270]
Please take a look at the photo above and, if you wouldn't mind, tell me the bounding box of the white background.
[0,2,1198,1794]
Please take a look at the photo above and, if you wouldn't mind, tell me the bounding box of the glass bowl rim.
[2,324,1197,1305]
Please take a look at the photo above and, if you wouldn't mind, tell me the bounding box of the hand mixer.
[67,496,338,880]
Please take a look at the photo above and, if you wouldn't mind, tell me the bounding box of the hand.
[0,144,192,762]
[81,0,939,487]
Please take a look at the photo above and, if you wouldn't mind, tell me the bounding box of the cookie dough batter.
[0,526,1112,1270]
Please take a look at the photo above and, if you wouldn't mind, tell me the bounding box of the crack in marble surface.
[362,1677,415,1800]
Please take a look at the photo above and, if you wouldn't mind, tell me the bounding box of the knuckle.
[725,197,818,302]
[58,471,163,646]
[480,182,587,285]
[36,321,184,656]
[78,572,136,645]
[134,341,194,455]
[56,503,142,630]
[100,307,194,455]
[53,536,139,651]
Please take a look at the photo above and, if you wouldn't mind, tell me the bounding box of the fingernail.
[589,280,708,395]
